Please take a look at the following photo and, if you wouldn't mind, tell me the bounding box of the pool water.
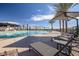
[0,30,48,38]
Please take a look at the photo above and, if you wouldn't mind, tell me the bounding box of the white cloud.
[30,5,55,21]
[31,14,55,21]
[47,5,54,11]
[37,10,41,12]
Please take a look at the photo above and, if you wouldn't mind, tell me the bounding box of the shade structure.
[52,12,67,20]
[52,12,79,20]
[52,11,79,35]
[67,12,79,17]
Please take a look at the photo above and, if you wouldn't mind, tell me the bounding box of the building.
[0,21,21,31]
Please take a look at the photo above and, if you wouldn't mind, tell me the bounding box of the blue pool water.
[0,30,48,38]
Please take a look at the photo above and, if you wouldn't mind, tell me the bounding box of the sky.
[0,3,79,29]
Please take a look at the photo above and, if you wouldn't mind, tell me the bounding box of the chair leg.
[51,37,53,41]
[57,43,59,49]
[68,46,72,56]
[4,51,7,56]
[16,49,19,56]
[29,46,32,52]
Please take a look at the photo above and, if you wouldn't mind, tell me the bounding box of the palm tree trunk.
[59,20,61,32]
[62,20,65,32]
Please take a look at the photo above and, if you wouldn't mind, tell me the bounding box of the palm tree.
[51,3,77,32]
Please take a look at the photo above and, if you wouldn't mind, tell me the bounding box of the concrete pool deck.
[0,36,30,56]
[0,31,79,56]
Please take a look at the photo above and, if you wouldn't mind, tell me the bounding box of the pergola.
[52,12,79,35]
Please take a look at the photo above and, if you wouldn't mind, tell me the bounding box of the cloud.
[31,14,55,21]
[30,5,55,21]
[47,5,54,11]
[37,10,41,12]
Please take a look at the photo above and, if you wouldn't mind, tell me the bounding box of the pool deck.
[0,31,79,56]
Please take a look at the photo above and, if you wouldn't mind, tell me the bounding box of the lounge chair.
[29,37,74,56]
[52,33,75,54]
[29,42,59,56]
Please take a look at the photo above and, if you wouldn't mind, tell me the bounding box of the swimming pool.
[0,30,49,38]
